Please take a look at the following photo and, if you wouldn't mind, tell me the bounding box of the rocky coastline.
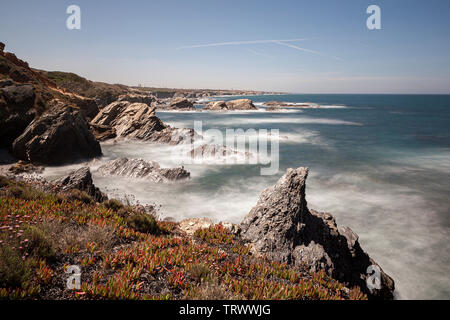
[0,42,395,300]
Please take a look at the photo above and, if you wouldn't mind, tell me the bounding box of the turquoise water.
[47,94,450,299]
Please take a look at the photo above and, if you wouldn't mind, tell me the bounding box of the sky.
[1,0,450,93]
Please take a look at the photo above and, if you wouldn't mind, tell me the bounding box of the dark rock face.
[239,167,395,300]
[12,105,102,165]
[97,158,190,182]
[90,101,196,144]
[0,83,37,147]
[54,167,107,202]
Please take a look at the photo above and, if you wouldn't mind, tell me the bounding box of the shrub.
[103,199,124,212]
[188,263,212,284]
[65,189,93,204]
[0,245,30,288]
[126,212,159,234]
[24,226,56,261]
[7,183,45,200]
[0,175,9,188]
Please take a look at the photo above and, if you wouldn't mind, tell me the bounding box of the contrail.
[275,41,343,61]
[177,38,307,50]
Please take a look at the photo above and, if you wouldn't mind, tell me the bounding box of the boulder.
[91,100,196,144]
[166,97,195,111]
[54,167,107,202]
[97,158,190,183]
[12,105,102,165]
[239,167,395,299]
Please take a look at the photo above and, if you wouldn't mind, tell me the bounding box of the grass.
[0,176,367,300]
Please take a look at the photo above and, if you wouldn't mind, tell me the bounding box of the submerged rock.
[54,167,107,202]
[12,105,102,165]
[97,158,190,183]
[203,99,257,111]
[90,101,196,144]
[239,167,395,299]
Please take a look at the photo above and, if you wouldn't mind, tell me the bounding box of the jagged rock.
[12,105,102,165]
[0,83,37,147]
[0,42,5,54]
[90,101,196,144]
[203,99,257,111]
[263,101,319,109]
[90,124,117,141]
[239,167,395,300]
[165,97,195,111]
[97,158,190,183]
[54,167,107,202]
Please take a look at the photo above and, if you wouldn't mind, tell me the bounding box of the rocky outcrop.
[0,82,37,148]
[203,99,257,111]
[202,101,228,111]
[263,101,319,109]
[164,97,195,111]
[90,100,196,144]
[97,158,190,183]
[54,167,107,202]
[239,167,395,300]
[12,104,102,165]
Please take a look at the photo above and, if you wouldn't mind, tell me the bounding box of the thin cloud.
[245,48,274,59]
[177,38,342,61]
[176,38,307,50]
[275,41,343,61]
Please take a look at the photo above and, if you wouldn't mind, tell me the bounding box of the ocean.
[43,94,450,299]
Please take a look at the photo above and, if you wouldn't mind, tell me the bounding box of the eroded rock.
[239,167,395,299]
[54,167,107,202]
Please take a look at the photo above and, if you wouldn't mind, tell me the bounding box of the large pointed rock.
[54,167,107,202]
[240,167,395,299]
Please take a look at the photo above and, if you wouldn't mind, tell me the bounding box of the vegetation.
[0,176,367,300]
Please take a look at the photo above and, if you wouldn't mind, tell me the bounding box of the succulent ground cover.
[0,176,366,300]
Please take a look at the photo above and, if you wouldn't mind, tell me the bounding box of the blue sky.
[1,0,450,93]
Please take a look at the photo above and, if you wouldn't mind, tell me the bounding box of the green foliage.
[126,212,159,234]
[0,244,30,288]
[23,226,56,261]
[65,189,93,204]
[103,198,124,212]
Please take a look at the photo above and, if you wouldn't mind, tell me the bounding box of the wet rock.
[12,104,102,165]
[8,160,44,175]
[188,144,251,159]
[97,158,190,183]
[239,167,395,299]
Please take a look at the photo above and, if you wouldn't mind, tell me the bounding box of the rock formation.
[97,158,190,183]
[165,97,195,111]
[90,100,197,144]
[239,167,395,300]
[203,99,257,111]
[12,104,102,165]
[188,144,251,160]
[54,167,107,202]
